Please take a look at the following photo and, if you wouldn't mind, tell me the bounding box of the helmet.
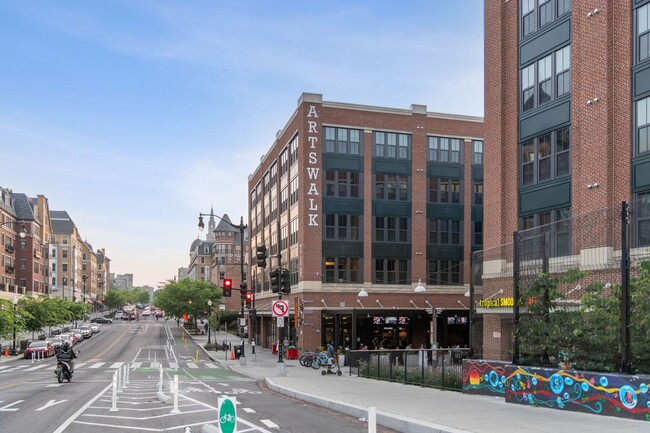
[62,341,70,350]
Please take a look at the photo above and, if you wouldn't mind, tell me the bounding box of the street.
[0,319,395,433]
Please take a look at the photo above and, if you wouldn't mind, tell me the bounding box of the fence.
[471,199,650,373]
[347,348,469,391]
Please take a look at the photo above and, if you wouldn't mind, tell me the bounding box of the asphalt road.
[0,319,396,433]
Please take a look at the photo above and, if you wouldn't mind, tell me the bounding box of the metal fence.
[471,199,650,373]
[346,348,469,391]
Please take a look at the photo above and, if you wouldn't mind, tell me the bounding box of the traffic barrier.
[4,347,8,357]
[109,371,119,412]
[230,351,234,360]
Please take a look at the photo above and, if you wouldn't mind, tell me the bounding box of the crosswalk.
[0,360,221,374]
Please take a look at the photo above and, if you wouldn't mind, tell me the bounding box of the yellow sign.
[479,297,514,308]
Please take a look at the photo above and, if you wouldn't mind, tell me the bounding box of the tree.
[104,290,127,311]
[154,279,222,332]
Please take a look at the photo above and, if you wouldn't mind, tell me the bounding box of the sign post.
[272,299,289,377]
[218,397,237,433]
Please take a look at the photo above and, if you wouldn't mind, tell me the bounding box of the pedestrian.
[204,322,208,335]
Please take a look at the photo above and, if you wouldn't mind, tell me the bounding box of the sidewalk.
[188,329,649,433]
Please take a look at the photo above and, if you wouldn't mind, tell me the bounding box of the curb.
[264,378,471,433]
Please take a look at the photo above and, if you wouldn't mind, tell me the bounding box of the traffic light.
[245,291,252,308]
[270,269,279,293]
[240,282,248,297]
[223,279,232,297]
[280,269,291,294]
[256,245,267,268]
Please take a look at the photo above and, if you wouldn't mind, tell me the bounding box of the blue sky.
[0,1,483,287]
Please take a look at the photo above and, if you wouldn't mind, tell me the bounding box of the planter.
[272,344,277,354]
[287,348,298,359]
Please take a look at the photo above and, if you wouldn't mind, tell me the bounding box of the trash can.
[234,346,241,360]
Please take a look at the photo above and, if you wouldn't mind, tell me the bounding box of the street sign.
[277,316,285,327]
[218,397,237,433]
[239,318,246,326]
[272,300,289,317]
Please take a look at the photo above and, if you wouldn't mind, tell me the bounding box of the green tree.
[154,279,222,332]
[104,290,126,311]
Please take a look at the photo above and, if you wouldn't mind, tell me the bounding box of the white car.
[90,323,100,333]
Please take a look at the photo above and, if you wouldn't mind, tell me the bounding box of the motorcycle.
[55,360,73,383]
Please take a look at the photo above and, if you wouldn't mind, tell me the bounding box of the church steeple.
[207,204,216,242]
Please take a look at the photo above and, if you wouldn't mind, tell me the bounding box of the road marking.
[109,362,124,369]
[204,363,218,369]
[0,383,18,390]
[52,383,112,433]
[186,362,198,369]
[242,407,256,413]
[0,366,11,370]
[23,364,50,371]
[46,384,62,387]
[130,362,142,369]
[36,399,67,411]
[0,400,24,411]
[75,362,87,368]
[168,362,178,369]
[260,419,279,428]
[89,363,105,369]
[180,394,274,433]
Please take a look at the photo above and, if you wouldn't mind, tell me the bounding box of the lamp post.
[198,211,247,363]
[207,299,212,344]
[11,296,18,356]
[0,221,27,238]
[62,276,67,300]
[98,280,104,311]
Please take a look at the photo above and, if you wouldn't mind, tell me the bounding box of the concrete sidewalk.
[187,329,649,433]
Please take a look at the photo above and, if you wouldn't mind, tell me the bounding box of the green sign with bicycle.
[219,397,237,433]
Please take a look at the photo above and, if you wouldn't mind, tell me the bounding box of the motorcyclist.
[56,341,76,373]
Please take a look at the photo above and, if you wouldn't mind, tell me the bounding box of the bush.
[204,343,216,351]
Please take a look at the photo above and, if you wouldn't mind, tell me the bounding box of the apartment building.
[248,93,483,352]
[482,1,650,360]
[50,210,84,301]
[0,187,21,299]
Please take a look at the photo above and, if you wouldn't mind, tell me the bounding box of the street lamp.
[207,299,213,344]
[11,296,18,356]
[82,274,87,321]
[62,276,67,300]
[198,211,247,363]
[0,221,27,239]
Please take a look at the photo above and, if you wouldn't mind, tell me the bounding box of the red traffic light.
[245,292,252,302]
[224,279,232,289]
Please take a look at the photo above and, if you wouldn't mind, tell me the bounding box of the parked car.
[90,323,100,333]
[91,317,112,324]
[78,325,92,339]
[50,336,63,350]
[24,341,55,359]
[114,312,123,320]
[71,329,84,341]
[60,333,76,346]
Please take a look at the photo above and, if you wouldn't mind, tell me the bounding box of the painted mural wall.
[462,360,650,421]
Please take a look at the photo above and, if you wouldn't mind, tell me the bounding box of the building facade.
[247,93,483,352]
[0,187,21,299]
[111,273,134,290]
[50,210,84,301]
[482,1,650,361]
[12,193,49,296]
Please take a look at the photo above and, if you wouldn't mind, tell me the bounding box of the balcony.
[34,249,42,259]
[5,244,15,253]
[5,265,15,274]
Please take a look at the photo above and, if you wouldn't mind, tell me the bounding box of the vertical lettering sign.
[306,105,319,226]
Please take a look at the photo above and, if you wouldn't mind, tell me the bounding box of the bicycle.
[299,351,317,367]
[310,352,329,370]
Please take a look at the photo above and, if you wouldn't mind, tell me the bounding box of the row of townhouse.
[0,186,111,305]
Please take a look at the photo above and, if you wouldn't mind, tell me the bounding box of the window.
[263,173,270,195]
[473,140,483,165]
[289,135,299,166]
[290,176,299,206]
[637,97,650,155]
[556,46,571,97]
[269,163,277,189]
[428,260,462,285]
[428,178,461,204]
[280,148,289,177]
[375,217,409,242]
[324,127,362,155]
[290,258,299,285]
[522,0,571,39]
[324,257,361,283]
[374,132,410,159]
[83,253,87,260]
[522,0,535,38]
[428,219,461,245]
[473,182,484,205]
[428,136,463,163]
[280,187,288,213]
[636,191,650,247]
[20,259,26,269]
[521,45,571,112]
[62,264,68,272]
[520,207,571,257]
[287,218,298,246]
[374,259,408,284]
[325,214,361,241]
[539,0,552,28]
[520,126,570,187]
[557,0,571,16]
[281,224,288,251]
[62,249,68,258]
[639,4,650,63]
[374,174,409,201]
[473,221,483,245]
[325,171,360,198]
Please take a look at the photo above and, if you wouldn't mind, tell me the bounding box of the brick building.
[247,93,483,353]
[482,1,650,361]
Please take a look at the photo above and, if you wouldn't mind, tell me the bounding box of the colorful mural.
[505,366,650,421]
[462,360,509,396]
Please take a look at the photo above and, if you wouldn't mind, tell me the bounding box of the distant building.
[112,273,134,289]
[177,267,188,280]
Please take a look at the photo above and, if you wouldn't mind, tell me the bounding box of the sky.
[0,1,484,288]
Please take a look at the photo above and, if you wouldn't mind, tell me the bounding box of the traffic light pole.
[276,219,286,377]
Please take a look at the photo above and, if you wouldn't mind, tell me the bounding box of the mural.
[505,365,650,421]
[462,360,509,396]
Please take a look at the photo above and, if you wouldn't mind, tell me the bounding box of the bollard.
[31,352,35,364]
[117,366,123,393]
[126,363,130,384]
[109,371,119,411]
[122,365,128,389]
[158,365,163,393]
[368,407,376,433]
[170,375,180,414]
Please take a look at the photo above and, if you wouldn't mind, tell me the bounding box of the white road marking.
[0,400,24,411]
[0,366,12,370]
[52,383,111,433]
[242,407,256,413]
[186,362,198,369]
[109,362,124,369]
[75,362,87,368]
[179,394,274,433]
[130,362,142,369]
[168,362,178,369]
[204,363,218,369]
[260,419,279,428]
[23,364,50,371]
[89,363,105,369]
[36,399,67,411]
[46,384,62,388]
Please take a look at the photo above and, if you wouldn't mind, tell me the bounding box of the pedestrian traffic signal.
[280,269,291,294]
[270,269,279,293]
[223,279,232,297]
[245,291,252,308]
[256,245,267,268]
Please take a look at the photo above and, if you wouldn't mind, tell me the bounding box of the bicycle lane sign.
[219,396,237,433]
